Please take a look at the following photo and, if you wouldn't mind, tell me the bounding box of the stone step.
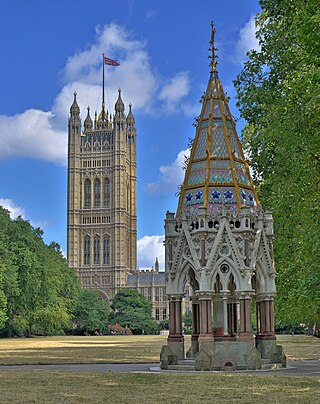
[167,364,196,371]
[261,362,283,370]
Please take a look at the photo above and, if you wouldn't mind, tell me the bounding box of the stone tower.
[160,23,285,371]
[67,85,137,300]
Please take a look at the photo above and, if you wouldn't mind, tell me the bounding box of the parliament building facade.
[67,89,191,321]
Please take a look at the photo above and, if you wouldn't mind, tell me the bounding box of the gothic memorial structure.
[160,23,286,371]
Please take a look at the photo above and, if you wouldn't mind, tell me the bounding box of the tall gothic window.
[103,235,110,265]
[84,178,91,208]
[84,236,90,265]
[94,178,101,207]
[104,178,110,207]
[94,236,100,265]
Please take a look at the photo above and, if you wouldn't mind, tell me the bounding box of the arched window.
[84,236,90,265]
[94,178,101,207]
[84,179,91,208]
[94,236,100,265]
[103,235,110,265]
[104,178,111,207]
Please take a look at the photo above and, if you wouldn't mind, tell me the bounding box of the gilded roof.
[177,23,258,217]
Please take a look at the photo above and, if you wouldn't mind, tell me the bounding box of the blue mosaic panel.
[210,169,233,183]
[240,188,255,206]
[194,129,208,159]
[208,187,237,204]
[183,188,205,207]
[212,128,227,158]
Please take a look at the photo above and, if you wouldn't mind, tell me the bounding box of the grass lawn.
[0,334,318,365]
[0,371,319,403]
[0,335,319,403]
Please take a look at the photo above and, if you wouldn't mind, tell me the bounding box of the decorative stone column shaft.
[196,291,214,353]
[256,294,276,340]
[238,292,254,340]
[167,294,185,359]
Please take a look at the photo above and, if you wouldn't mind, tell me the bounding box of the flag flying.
[104,57,120,66]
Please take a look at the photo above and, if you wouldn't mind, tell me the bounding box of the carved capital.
[256,292,276,302]
[195,290,214,300]
[168,293,185,302]
[236,290,254,300]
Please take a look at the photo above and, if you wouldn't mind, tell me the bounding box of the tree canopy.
[73,289,110,333]
[0,207,81,336]
[234,0,320,327]
[110,288,159,334]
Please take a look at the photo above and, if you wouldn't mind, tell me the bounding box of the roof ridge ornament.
[209,21,219,73]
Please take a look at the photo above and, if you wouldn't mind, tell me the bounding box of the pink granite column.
[238,292,254,340]
[167,294,185,359]
[197,292,214,346]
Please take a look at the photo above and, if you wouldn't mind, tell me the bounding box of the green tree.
[110,289,159,334]
[73,289,110,333]
[234,0,320,328]
[0,207,80,336]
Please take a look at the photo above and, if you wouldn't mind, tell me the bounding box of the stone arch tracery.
[104,177,111,207]
[83,234,91,265]
[94,178,101,207]
[93,234,100,265]
[103,234,110,265]
[84,178,91,208]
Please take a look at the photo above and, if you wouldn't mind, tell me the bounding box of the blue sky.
[0,0,260,269]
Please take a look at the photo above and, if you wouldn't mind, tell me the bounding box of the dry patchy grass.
[0,334,318,366]
[277,335,320,360]
[0,371,319,403]
[0,335,167,365]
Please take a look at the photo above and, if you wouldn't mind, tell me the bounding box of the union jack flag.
[104,57,120,66]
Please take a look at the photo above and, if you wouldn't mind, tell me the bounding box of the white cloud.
[0,23,191,165]
[236,16,260,62]
[0,110,66,165]
[137,235,165,269]
[0,198,25,219]
[145,148,190,194]
[159,72,190,113]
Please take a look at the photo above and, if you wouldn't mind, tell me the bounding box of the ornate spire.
[176,23,258,218]
[209,21,218,73]
[115,88,125,112]
[70,91,80,115]
[127,102,135,123]
[84,106,93,131]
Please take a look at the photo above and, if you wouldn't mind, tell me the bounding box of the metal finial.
[209,21,218,72]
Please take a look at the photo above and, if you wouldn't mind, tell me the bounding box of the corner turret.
[84,106,93,132]
[115,88,125,118]
[68,92,81,135]
[70,92,80,117]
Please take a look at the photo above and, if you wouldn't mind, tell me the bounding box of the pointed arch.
[84,178,91,208]
[84,235,91,265]
[104,177,111,207]
[94,178,101,207]
[93,235,100,265]
[103,234,110,265]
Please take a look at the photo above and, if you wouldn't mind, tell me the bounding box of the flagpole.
[102,53,105,120]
